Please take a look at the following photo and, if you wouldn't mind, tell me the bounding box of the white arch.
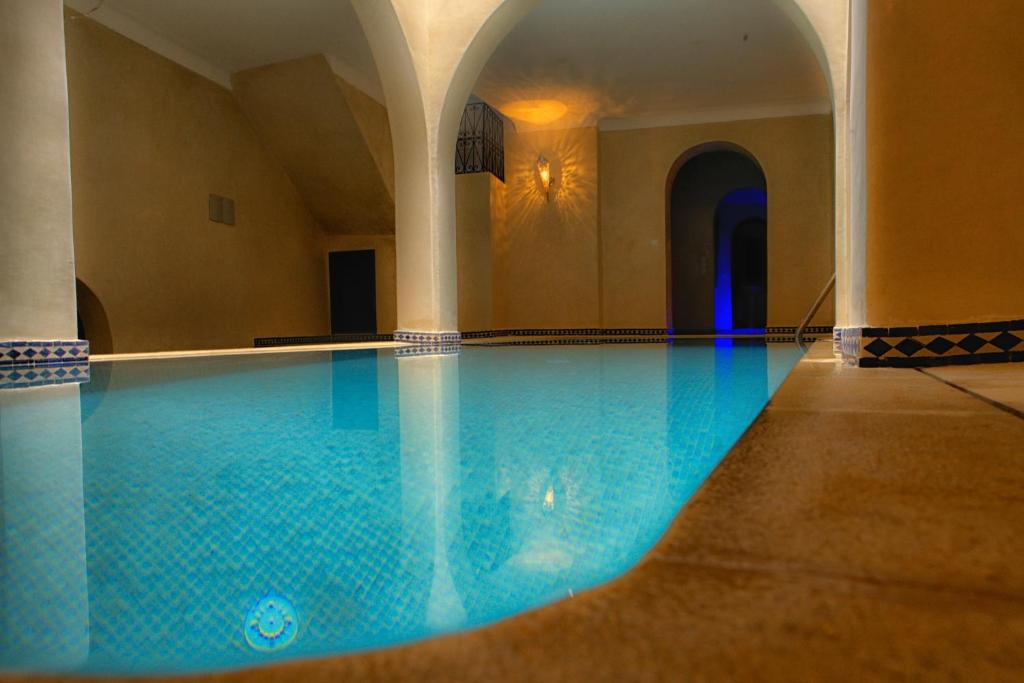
[357,0,862,335]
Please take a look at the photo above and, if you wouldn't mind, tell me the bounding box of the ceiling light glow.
[500,99,568,125]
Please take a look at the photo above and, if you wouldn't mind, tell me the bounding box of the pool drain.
[244,593,298,652]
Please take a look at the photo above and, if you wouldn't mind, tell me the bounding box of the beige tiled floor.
[8,342,1024,682]
[924,363,1024,415]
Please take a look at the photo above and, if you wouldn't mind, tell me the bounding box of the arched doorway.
[668,146,766,333]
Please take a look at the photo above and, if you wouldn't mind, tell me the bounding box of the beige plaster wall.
[600,114,835,328]
[492,126,602,328]
[0,1,78,341]
[866,0,1024,326]
[455,174,495,331]
[65,11,329,352]
[336,76,396,201]
[323,235,398,334]
[232,56,394,235]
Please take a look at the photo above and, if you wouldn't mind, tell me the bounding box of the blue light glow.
[714,188,767,334]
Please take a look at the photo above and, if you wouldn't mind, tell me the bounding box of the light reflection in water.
[0,342,802,675]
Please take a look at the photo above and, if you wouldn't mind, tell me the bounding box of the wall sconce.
[537,155,552,201]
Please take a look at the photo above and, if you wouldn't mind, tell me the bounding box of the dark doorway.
[329,250,377,334]
[730,219,767,329]
[668,146,766,333]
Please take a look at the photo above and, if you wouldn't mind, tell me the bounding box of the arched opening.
[75,279,113,354]
[668,147,767,333]
[445,0,836,335]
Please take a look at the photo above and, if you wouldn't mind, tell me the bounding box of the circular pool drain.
[244,594,298,652]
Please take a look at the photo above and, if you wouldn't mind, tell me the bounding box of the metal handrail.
[795,273,836,348]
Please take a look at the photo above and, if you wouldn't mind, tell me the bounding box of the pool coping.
[90,333,833,363]
[90,341,404,362]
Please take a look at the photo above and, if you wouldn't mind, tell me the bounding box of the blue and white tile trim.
[1,362,90,390]
[1,340,90,389]
[1,339,89,365]
[394,330,462,345]
[834,327,863,365]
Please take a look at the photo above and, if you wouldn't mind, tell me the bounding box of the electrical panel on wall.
[208,194,236,225]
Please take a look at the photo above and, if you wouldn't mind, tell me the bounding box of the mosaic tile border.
[849,320,1024,367]
[0,361,90,390]
[252,327,838,349]
[834,327,863,365]
[462,328,671,339]
[466,337,668,347]
[765,326,834,335]
[466,337,794,348]
[394,344,463,358]
[254,333,394,347]
[0,339,89,366]
[393,330,463,345]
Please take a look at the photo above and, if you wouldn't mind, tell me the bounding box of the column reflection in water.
[396,352,466,630]
[0,384,89,671]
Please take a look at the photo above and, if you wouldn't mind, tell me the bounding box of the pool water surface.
[0,342,803,675]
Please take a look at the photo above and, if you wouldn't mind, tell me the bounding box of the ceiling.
[475,0,830,130]
[65,0,830,131]
[64,0,384,100]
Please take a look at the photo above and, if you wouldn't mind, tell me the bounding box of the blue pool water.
[0,342,802,675]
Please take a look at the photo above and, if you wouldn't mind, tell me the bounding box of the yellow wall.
[453,115,833,331]
[600,115,834,328]
[867,0,1024,326]
[455,174,495,331]
[231,56,395,236]
[336,76,396,201]
[493,126,602,328]
[65,11,328,352]
[322,235,398,334]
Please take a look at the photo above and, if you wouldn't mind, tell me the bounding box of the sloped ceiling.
[65,0,829,131]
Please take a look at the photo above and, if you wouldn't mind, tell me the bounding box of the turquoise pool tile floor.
[5,341,1023,682]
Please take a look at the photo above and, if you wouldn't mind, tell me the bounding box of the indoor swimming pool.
[0,342,803,676]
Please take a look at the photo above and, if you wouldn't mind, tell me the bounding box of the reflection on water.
[0,342,802,675]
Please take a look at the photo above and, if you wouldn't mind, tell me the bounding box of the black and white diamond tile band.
[846,320,1024,367]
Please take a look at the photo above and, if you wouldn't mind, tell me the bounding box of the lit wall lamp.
[537,155,552,201]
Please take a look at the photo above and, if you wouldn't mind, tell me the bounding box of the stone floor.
[8,342,1024,682]
[924,363,1024,417]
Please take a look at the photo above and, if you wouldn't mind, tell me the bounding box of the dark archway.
[76,279,113,354]
[667,145,766,332]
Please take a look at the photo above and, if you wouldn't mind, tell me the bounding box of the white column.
[0,0,78,342]
[352,0,535,341]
